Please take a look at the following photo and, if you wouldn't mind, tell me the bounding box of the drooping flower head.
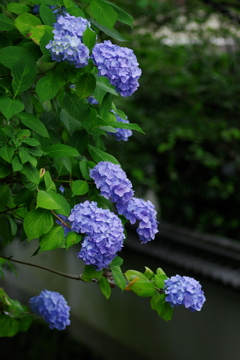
[29,290,71,330]
[92,40,142,97]
[164,275,206,312]
[90,161,134,205]
[116,197,158,243]
[68,201,125,270]
[109,110,132,142]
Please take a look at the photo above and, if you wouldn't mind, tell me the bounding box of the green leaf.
[143,267,154,280]
[82,265,103,282]
[0,145,14,163]
[7,3,30,15]
[0,185,11,209]
[29,24,53,46]
[91,0,117,29]
[111,265,126,290]
[36,71,62,102]
[15,129,31,141]
[39,226,65,251]
[65,231,82,250]
[18,112,49,138]
[0,160,11,178]
[0,315,20,337]
[23,208,53,241]
[102,0,133,27]
[107,121,145,134]
[0,14,15,31]
[2,126,14,139]
[99,93,112,120]
[50,193,70,216]
[88,144,119,165]
[63,0,77,8]
[90,19,127,42]
[71,180,89,196]
[82,27,97,51]
[21,137,40,146]
[150,292,174,321]
[18,147,30,164]
[110,256,123,266]
[60,109,82,134]
[153,274,168,289]
[44,170,56,193]
[125,270,155,297]
[69,129,89,154]
[0,46,29,70]
[96,76,118,96]
[15,13,41,36]
[63,93,90,120]
[0,97,24,121]
[99,276,111,299]
[45,144,80,158]
[37,190,61,210]
[12,56,37,97]
[40,4,56,26]
[75,73,96,100]
[20,173,38,191]
[22,162,40,184]
[67,6,86,17]
[12,155,23,172]
[6,215,18,236]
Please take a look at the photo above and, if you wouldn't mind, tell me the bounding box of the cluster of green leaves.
[0,288,33,337]
[0,0,177,337]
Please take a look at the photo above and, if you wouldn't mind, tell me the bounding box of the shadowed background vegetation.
[107,0,240,239]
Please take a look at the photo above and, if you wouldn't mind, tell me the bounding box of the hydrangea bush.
[0,0,205,337]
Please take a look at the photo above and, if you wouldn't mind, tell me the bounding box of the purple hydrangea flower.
[29,290,71,330]
[46,34,89,68]
[68,201,125,270]
[91,40,142,97]
[109,110,132,141]
[90,161,134,205]
[164,275,206,312]
[87,96,99,105]
[53,14,91,38]
[116,197,158,243]
[56,214,71,236]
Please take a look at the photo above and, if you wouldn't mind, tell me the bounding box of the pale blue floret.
[116,197,158,243]
[110,110,132,141]
[68,201,125,270]
[164,275,206,312]
[91,40,142,97]
[29,290,71,330]
[89,161,134,205]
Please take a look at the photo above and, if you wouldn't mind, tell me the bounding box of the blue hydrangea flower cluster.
[117,197,158,243]
[110,110,132,141]
[29,290,71,330]
[90,161,134,205]
[46,14,90,68]
[68,201,125,270]
[91,40,142,97]
[164,275,206,312]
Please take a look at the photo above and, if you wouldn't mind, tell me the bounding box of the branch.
[0,254,91,282]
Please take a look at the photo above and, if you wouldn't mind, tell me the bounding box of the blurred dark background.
[107,0,240,240]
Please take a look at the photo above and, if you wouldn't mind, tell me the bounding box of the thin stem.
[0,254,90,282]
[0,205,25,215]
